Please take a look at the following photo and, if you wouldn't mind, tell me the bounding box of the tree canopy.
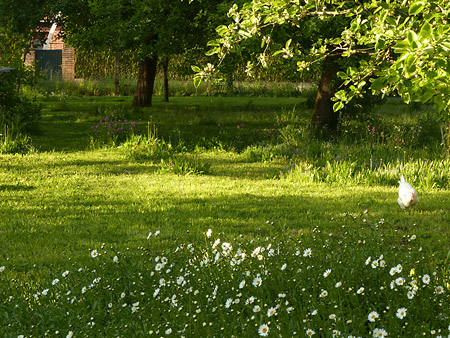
[57,0,226,106]
[195,0,450,132]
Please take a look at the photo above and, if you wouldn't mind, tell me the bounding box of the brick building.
[25,23,75,79]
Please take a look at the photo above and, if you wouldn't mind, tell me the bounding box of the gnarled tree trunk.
[312,55,340,135]
[132,55,158,107]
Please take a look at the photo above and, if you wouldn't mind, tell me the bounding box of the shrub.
[0,70,41,135]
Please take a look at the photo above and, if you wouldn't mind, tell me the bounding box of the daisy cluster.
[1,225,450,337]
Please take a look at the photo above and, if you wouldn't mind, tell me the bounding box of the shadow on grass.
[0,185,35,192]
[3,187,450,265]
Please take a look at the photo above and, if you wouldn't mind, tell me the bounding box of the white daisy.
[258,323,269,336]
[253,276,262,287]
[395,277,405,286]
[422,274,431,284]
[368,311,379,322]
[225,298,233,309]
[323,269,331,278]
[206,229,212,237]
[319,289,328,298]
[90,249,98,258]
[435,286,444,294]
[396,307,407,319]
[373,328,388,337]
[267,306,277,317]
[239,280,246,289]
[306,329,315,336]
[303,248,312,257]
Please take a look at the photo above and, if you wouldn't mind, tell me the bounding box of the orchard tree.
[58,0,222,107]
[331,0,450,152]
[195,0,450,138]
[195,0,370,133]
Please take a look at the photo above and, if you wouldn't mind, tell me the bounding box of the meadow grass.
[1,91,450,337]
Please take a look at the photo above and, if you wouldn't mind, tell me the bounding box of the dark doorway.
[35,50,62,78]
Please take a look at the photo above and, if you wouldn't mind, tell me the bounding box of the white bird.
[398,175,418,211]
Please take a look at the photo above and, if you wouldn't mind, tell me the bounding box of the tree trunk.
[132,55,158,107]
[226,72,233,94]
[114,52,120,96]
[161,56,170,102]
[311,55,340,135]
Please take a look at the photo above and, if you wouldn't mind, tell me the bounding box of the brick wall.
[24,25,75,80]
[62,47,75,79]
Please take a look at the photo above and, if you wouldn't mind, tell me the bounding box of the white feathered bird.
[398,175,418,211]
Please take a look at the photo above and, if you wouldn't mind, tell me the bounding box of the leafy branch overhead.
[195,0,450,118]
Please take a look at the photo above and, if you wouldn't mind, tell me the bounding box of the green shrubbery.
[0,70,40,154]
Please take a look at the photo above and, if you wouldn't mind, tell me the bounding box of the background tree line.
[2,0,450,139]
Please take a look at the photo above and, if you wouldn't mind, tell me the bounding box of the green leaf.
[388,75,400,83]
[193,77,201,88]
[371,78,385,91]
[407,31,418,45]
[405,54,416,68]
[375,39,385,51]
[426,71,438,79]
[421,88,435,103]
[420,22,432,37]
[336,71,349,80]
[191,65,201,73]
[379,2,390,9]
[334,90,348,101]
[207,39,221,47]
[333,101,344,112]
[409,1,424,15]
[215,25,228,35]
[205,47,219,56]
[393,40,411,53]
[385,16,396,26]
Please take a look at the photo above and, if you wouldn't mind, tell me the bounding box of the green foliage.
[0,128,34,155]
[160,155,211,175]
[121,132,177,162]
[0,65,41,146]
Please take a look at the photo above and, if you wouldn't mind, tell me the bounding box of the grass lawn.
[1,93,450,337]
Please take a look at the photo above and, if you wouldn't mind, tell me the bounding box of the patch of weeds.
[90,113,141,147]
[0,127,34,155]
[121,129,179,162]
[160,155,211,175]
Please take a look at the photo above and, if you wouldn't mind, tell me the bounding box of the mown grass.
[1,87,450,337]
